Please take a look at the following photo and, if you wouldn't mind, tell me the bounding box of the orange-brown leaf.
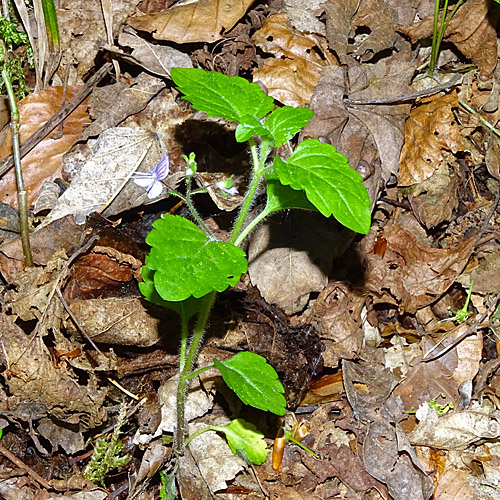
[398,93,463,187]
[0,86,90,208]
[127,0,254,43]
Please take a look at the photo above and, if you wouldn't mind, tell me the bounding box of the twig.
[30,235,100,340]
[345,73,462,105]
[55,285,103,354]
[423,295,500,362]
[0,443,52,490]
[0,62,113,177]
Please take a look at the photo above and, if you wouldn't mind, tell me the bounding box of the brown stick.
[0,443,52,490]
[0,62,113,178]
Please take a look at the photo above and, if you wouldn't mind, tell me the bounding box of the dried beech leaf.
[0,87,90,208]
[398,93,463,186]
[127,0,254,43]
[364,225,474,313]
[67,297,163,347]
[252,14,329,106]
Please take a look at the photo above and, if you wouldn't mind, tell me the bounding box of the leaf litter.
[1,0,500,499]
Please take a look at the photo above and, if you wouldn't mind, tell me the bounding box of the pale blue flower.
[133,155,170,199]
[217,178,238,196]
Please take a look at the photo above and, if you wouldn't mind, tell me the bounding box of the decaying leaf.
[67,297,163,347]
[252,14,331,106]
[364,225,475,313]
[127,0,254,43]
[117,28,193,77]
[248,212,350,314]
[410,401,500,450]
[398,93,463,186]
[57,0,142,79]
[41,127,163,226]
[324,0,406,64]
[0,313,107,428]
[0,86,90,208]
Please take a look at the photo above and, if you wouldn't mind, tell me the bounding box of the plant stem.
[229,138,272,246]
[185,176,215,239]
[2,68,33,267]
[174,291,216,456]
[186,363,215,381]
[183,425,219,448]
[179,317,188,372]
[427,0,464,78]
[459,98,500,138]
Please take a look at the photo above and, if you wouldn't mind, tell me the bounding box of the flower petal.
[134,177,152,188]
[147,180,163,199]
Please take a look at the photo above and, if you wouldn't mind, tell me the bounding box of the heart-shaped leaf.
[144,214,247,301]
[273,139,371,234]
[170,68,274,123]
[214,352,286,415]
[264,175,317,214]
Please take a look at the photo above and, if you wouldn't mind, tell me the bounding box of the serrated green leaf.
[216,418,267,465]
[139,266,204,321]
[214,352,286,415]
[170,68,274,123]
[273,139,371,234]
[265,176,317,214]
[263,106,313,146]
[144,214,247,301]
[235,115,269,143]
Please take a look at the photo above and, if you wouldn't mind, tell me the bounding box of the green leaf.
[263,106,313,146]
[265,176,317,214]
[139,266,204,321]
[144,214,248,301]
[273,139,371,234]
[160,470,177,500]
[235,115,269,143]
[214,352,286,416]
[170,68,274,123]
[215,418,267,465]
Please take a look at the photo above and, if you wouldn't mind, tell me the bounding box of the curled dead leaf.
[398,93,463,187]
[127,0,255,43]
[252,14,332,106]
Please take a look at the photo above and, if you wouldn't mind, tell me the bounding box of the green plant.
[427,0,465,78]
[138,69,371,465]
[83,407,131,486]
[0,13,32,98]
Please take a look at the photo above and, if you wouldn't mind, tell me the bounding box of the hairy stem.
[229,138,272,246]
[174,291,216,456]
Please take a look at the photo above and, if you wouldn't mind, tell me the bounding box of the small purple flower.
[221,185,239,196]
[133,155,170,199]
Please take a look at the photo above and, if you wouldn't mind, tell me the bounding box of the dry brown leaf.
[434,469,474,500]
[398,93,463,187]
[324,0,405,64]
[364,225,475,313]
[407,158,460,229]
[127,0,254,43]
[0,87,90,208]
[57,0,141,80]
[252,14,330,106]
[399,0,499,76]
[67,297,163,347]
[0,313,107,428]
